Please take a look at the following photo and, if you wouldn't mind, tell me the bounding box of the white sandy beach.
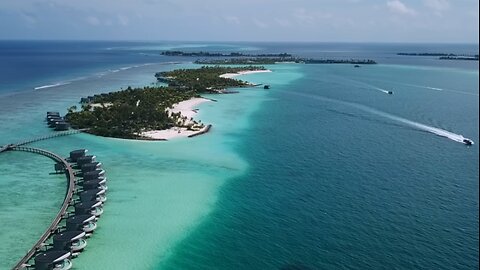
[140,97,211,140]
[219,69,272,79]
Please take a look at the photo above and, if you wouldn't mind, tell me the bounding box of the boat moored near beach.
[34,250,72,270]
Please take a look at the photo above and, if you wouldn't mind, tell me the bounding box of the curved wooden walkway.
[8,146,77,270]
[0,131,84,269]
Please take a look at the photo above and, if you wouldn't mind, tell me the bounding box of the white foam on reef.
[289,91,474,145]
[33,82,71,90]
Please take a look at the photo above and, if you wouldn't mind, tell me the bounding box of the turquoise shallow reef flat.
[0,42,478,270]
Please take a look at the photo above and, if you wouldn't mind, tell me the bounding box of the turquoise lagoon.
[0,42,478,270]
[0,63,302,269]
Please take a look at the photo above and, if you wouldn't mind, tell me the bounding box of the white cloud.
[85,16,100,25]
[117,14,129,26]
[252,18,268,29]
[423,0,449,15]
[21,12,37,24]
[223,15,240,25]
[275,18,291,27]
[293,8,315,24]
[387,0,416,15]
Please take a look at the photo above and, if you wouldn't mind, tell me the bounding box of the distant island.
[398,53,479,61]
[155,66,267,93]
[66,66,269,140]
[194,57,377,65]
[160,50,377,65]
[161,51,292,58]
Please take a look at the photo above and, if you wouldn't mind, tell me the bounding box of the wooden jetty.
[0,129,103,270]
[9,146,76,270]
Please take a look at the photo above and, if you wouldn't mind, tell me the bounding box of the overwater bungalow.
[47,117,63,127]
[80,162,102,173]
[80,178,108,191]
[74,201,104,217]
[34,250,72,270]
[66,215,97,234]
[46,115,62,121]
[46,112,60,117]
[79,188,107,203]
[54,122,70,131]
[69,149,87,162]
[76,155,96,167]
[53,231,87,254]
[82,169,105,180]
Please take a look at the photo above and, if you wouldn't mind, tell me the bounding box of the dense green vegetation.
[156,65,266,92]
[194,58,377,65]
[66,86,198,139]
[161,51,291,57]
[66,66,265,139]
[398,52,479,61]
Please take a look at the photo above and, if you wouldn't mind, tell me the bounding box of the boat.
[34,250,72,270]
[463,139,473,145]
[388,91,394,94]
[354,65,360,68]
[263,85,270,89]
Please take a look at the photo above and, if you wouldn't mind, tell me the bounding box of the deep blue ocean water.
[0,41,478,269]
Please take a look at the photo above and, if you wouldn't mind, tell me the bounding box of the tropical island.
[194,57,377,65]
[155,65,268,92]
[397,52,479,61]
[161,51,292,58]
[66,66,269,140]
[159,50,377,65]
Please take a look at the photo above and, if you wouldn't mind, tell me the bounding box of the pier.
[1,130,106,270]
[9,146,76,270]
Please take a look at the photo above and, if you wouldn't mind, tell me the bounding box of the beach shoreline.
[219,69,272,79]
[140,97,211,140]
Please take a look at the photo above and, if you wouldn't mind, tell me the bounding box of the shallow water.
[0,42,478,270]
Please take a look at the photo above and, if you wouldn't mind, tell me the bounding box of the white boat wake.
[34,82,71,90]
[288,91,474,145]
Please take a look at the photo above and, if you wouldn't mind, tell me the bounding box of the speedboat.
[388,91,394,94]
[463,139,473,145]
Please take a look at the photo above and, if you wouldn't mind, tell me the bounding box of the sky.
[0,0,478,43]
